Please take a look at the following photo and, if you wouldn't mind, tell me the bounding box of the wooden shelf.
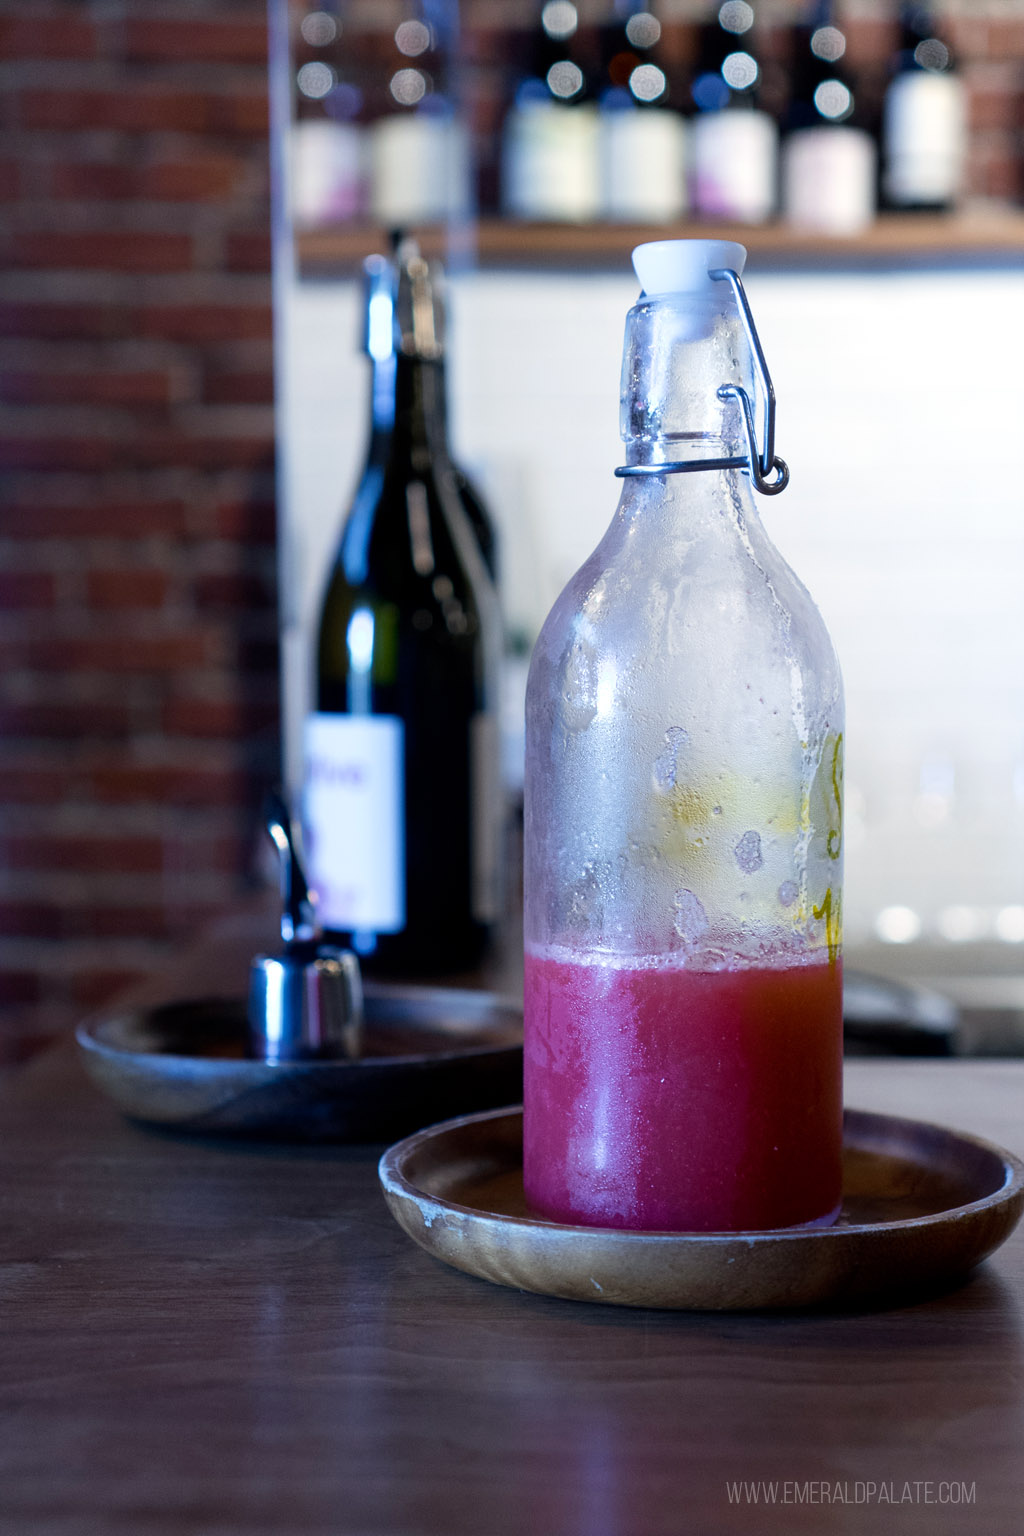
[296,210,1024,278]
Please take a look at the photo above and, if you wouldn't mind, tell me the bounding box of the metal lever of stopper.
[614,267,789,497]
[265,786,318,946]
[709,267,789,496]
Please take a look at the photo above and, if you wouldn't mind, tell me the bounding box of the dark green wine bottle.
[303,243,503,976]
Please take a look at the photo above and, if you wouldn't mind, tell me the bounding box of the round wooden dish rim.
[380,1105,1024,1241]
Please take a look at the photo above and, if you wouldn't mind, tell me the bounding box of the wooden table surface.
[2,936,1024,1534]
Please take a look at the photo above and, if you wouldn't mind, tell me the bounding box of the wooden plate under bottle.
[379,1106,1024,1311]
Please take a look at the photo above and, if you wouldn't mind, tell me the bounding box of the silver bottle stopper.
[247,791,363,1064]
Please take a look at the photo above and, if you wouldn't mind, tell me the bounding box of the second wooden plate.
[76,986,523,1142]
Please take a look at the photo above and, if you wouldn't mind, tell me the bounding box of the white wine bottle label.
[884,71,966,206]
[303,713,404,933]
[691,110,777,224]
[471,711,502,924]
[502,102,601,222]
[599,108,688,223]
[781,126,876,235]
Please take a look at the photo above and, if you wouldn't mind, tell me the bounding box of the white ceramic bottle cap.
[632,238,748,298]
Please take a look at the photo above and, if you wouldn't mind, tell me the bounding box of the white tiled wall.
[279,263,1024,944]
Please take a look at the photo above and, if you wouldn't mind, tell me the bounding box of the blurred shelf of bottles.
[283,0,1024,266]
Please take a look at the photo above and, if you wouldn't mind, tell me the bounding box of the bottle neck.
[361,251,398,457]
[386,245,453,468]
[620,294,754,470]
[391,351,448,469]
[368,350,396,449]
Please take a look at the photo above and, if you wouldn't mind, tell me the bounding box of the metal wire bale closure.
[615,267,790,497]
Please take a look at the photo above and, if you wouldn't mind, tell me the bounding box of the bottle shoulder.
[332,453,484,596]
[319,458,501,695]
[528,479,841,700]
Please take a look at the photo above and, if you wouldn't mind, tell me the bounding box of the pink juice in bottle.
[523,948,843,1232]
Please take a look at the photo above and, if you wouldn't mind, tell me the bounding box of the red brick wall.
[0,0,279,1054]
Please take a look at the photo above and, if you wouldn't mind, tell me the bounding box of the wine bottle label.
[303,713,405,933]
[781,126,876,235]
[691,110,777,224]
[368,114,470,227]
[289,119,364,228]
[884,71,966,205]
[471,711,502,924]
[502,102,600,222]
[600,110,688,223]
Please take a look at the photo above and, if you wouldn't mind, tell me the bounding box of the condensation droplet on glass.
[561,638,599,734]
[734,829,763,873]
[673,888,708,945]
[653,726,688,792]
[778,879,798,907]
[568,864,602,924]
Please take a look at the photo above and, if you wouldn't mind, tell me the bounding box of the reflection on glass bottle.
[781,1,877,233]
[690,1,778,225]
[304,243,503,976]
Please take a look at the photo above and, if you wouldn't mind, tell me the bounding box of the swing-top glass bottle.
[523,239,844,1233]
